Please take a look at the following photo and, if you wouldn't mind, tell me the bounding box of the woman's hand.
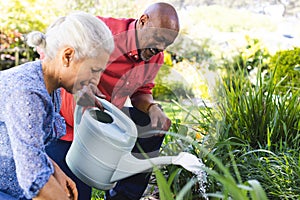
[50,159,78,200]
[75,83,105,110]
[33,175,76,200]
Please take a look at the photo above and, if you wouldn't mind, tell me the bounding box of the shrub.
[268,47,300,93]
[222,37,271,75]
[153,56,195,102]
[202,65,300,198]
[217,65,300,150]
[0,30,38,70]
[162,60,300,199]
[153,82,195,102]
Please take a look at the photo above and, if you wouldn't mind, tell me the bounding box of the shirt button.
[126,81,129,85]
[129,52,132,56]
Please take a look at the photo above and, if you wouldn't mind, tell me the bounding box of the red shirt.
[60,17,164,141]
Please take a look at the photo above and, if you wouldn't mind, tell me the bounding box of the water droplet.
[172,152,208,199]
[194,160,208,200]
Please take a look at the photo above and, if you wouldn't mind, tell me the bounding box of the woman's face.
[63,51,110,94]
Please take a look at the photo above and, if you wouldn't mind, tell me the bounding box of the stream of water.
[172,152,208,199]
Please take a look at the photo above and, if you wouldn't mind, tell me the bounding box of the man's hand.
[75,84,106,110]
[131,94,171,134]
[148,104,171,132]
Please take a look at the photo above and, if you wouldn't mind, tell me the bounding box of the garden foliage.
[2,2,300,199]
[268,47,300,94]
[155,38,300,199]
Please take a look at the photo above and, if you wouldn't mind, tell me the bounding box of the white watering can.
[66,97,202,190]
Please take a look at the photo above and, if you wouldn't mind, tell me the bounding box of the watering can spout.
[111,152,202,182]
[110,153,174,182]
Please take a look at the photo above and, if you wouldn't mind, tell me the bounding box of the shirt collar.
[126,19,141,62]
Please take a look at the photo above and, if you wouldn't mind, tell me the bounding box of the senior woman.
[0,11,114,200]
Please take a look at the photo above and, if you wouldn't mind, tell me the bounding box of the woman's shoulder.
[16,60,42,82]
[2,60,41,79]
[0,61,50,107]
[2,61,44,90]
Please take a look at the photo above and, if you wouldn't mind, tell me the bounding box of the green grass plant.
[238,149,300,199]
[154,131,268,200]
[181,64,300,198]
[217,66,300,150]
[156,61,300,199]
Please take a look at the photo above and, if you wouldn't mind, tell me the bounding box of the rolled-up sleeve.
[4,89,54,199]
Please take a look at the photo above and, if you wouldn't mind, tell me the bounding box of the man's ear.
[62,47,75,67]
[139,14,149,27]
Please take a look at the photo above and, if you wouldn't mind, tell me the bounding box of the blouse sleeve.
[4,89,54,199]
[51,88,67,139]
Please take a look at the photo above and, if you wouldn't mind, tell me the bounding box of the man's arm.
[131,93,155,113]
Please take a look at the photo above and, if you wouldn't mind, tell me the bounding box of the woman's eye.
[91,68,103,73]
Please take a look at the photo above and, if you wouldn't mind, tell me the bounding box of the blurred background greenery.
[1,0,300,199]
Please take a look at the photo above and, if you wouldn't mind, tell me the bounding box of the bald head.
[135,2,180,61]
[143,2,179,32]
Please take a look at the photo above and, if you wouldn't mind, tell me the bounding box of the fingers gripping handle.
[94,96,135,134]
[74,96,108,126]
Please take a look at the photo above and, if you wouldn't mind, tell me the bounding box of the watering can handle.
[74,96,137,139]
[94,96,113,113]
[75,104,84,126]
[95,96,136,131]
[74,96,113,125]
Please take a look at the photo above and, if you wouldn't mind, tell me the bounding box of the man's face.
[137,27,178,61]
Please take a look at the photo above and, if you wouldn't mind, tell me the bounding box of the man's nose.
[157,43,166,51]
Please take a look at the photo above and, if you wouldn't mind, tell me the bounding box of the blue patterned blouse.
[0,61,66,199]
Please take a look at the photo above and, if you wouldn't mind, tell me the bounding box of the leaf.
[294,64,300,71]
[154,167,174,200]
[247,180,268,200]
[167,168,182,187]
[175,178,197,200]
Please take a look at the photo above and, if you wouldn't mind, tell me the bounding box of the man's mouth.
[149,48,156,55]
[149,48,160,55]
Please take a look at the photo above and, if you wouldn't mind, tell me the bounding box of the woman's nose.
[90,73,100,85]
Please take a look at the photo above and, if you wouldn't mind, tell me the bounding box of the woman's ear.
[62,47,75,67]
